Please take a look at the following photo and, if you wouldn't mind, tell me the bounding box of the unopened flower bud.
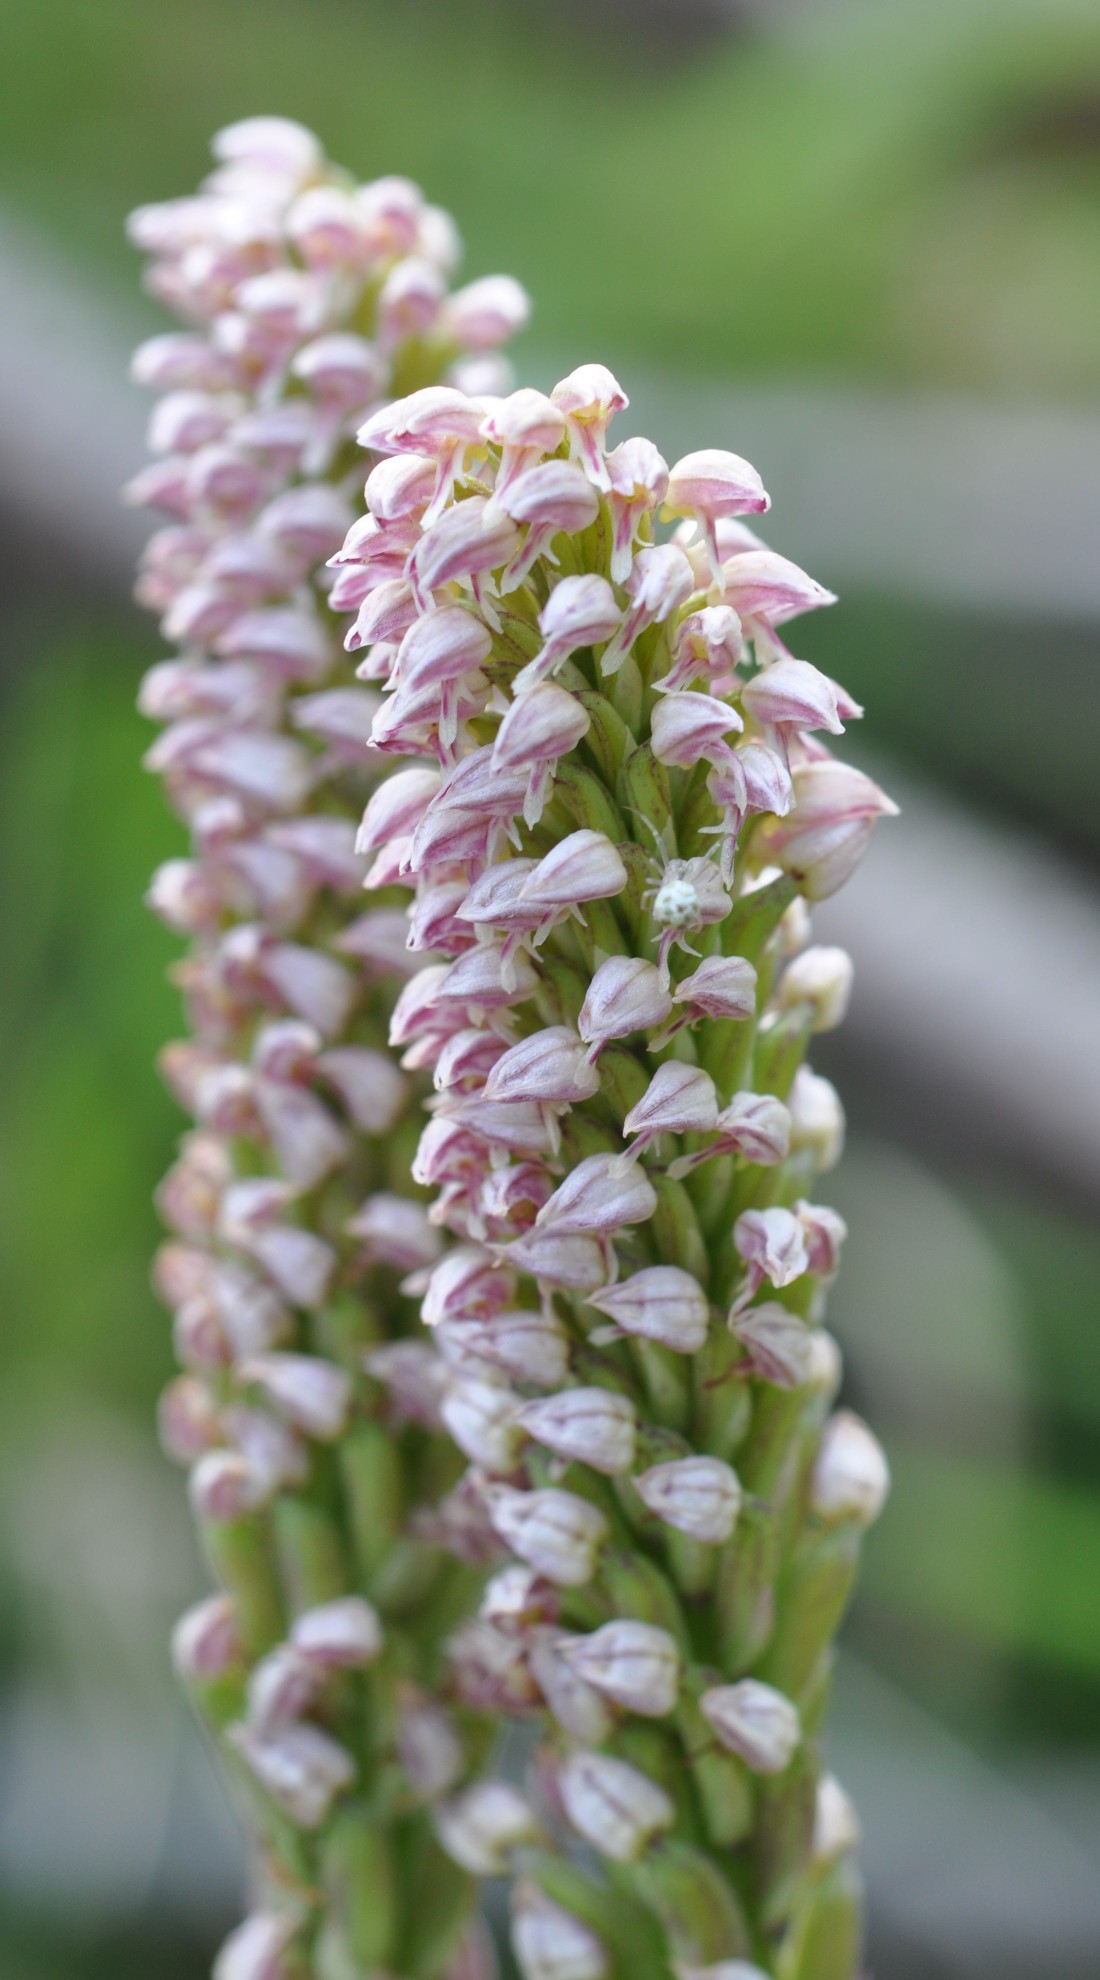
[213,112,320,175]
[717,1090,791,1165]
[433,1780,540,1875]
[292,330,385,407]
[356,763,441,855]
[229,1720,355,1828]
[561,1619,680,1718]
[347,1192,442,1272]
[812,1772,861,1865]
[732,1302,813,1388]
[441,1373,524,1472]
[438,1308,570,1390]
[443,273,531,349]
[796,1199,848,1278]
[519,830,627,910]
[492,674,590,769]
[226,1405,308,1495]
[212,1912,299,1980]
[246,1646,317,1730]
[528,1633,614,1744]
[699,1679,801,1774]
[515,1387,636,1475]
[810,1410,890,1527]
[633,1455,742,1545]
[172,1594,243,1683]
[156,1133,229,1238]
[673,1965,771,1980]
[422,1244,514,1325]
[805,1328,844,1400]
[239,1352,352,1440]
[586,1266,709,1354]
[289,1596,383,1668]
[788,1066,845,1171]
[734,1207,808,1291]
[480,1564,560,1634]
[511,1882,610,1980]
[671,954,756,1023]
[159,1374,221,1463]
[487,1485,608,1586]
[447,1616,541,1712]
[484,1028,600,1107]
[776,945,853,1032]
[376,255,445,348]
[558,1750,674,1862]
[397,1690,465,1801]
[623,1062,719,1153]
[189,1448,267,1522]
[498,1228,609,1295]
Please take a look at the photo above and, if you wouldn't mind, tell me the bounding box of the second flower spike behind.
[334,363,894,1979]
[132,115,535,1980]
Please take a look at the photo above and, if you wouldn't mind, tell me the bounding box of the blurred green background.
[1,2,1098,1976]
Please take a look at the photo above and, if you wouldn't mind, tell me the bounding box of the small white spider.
[634,814,732,977]
[646,857,727,929]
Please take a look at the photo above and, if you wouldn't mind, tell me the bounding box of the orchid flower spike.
[132,121,535,1977]
[147,249,897,1975]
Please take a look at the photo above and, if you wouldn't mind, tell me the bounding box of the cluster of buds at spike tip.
[132,118,533,1980]
[322,354,893,1979]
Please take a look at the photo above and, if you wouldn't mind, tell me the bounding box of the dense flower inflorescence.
[331,362,894,1978]
[132,118,530,1980]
